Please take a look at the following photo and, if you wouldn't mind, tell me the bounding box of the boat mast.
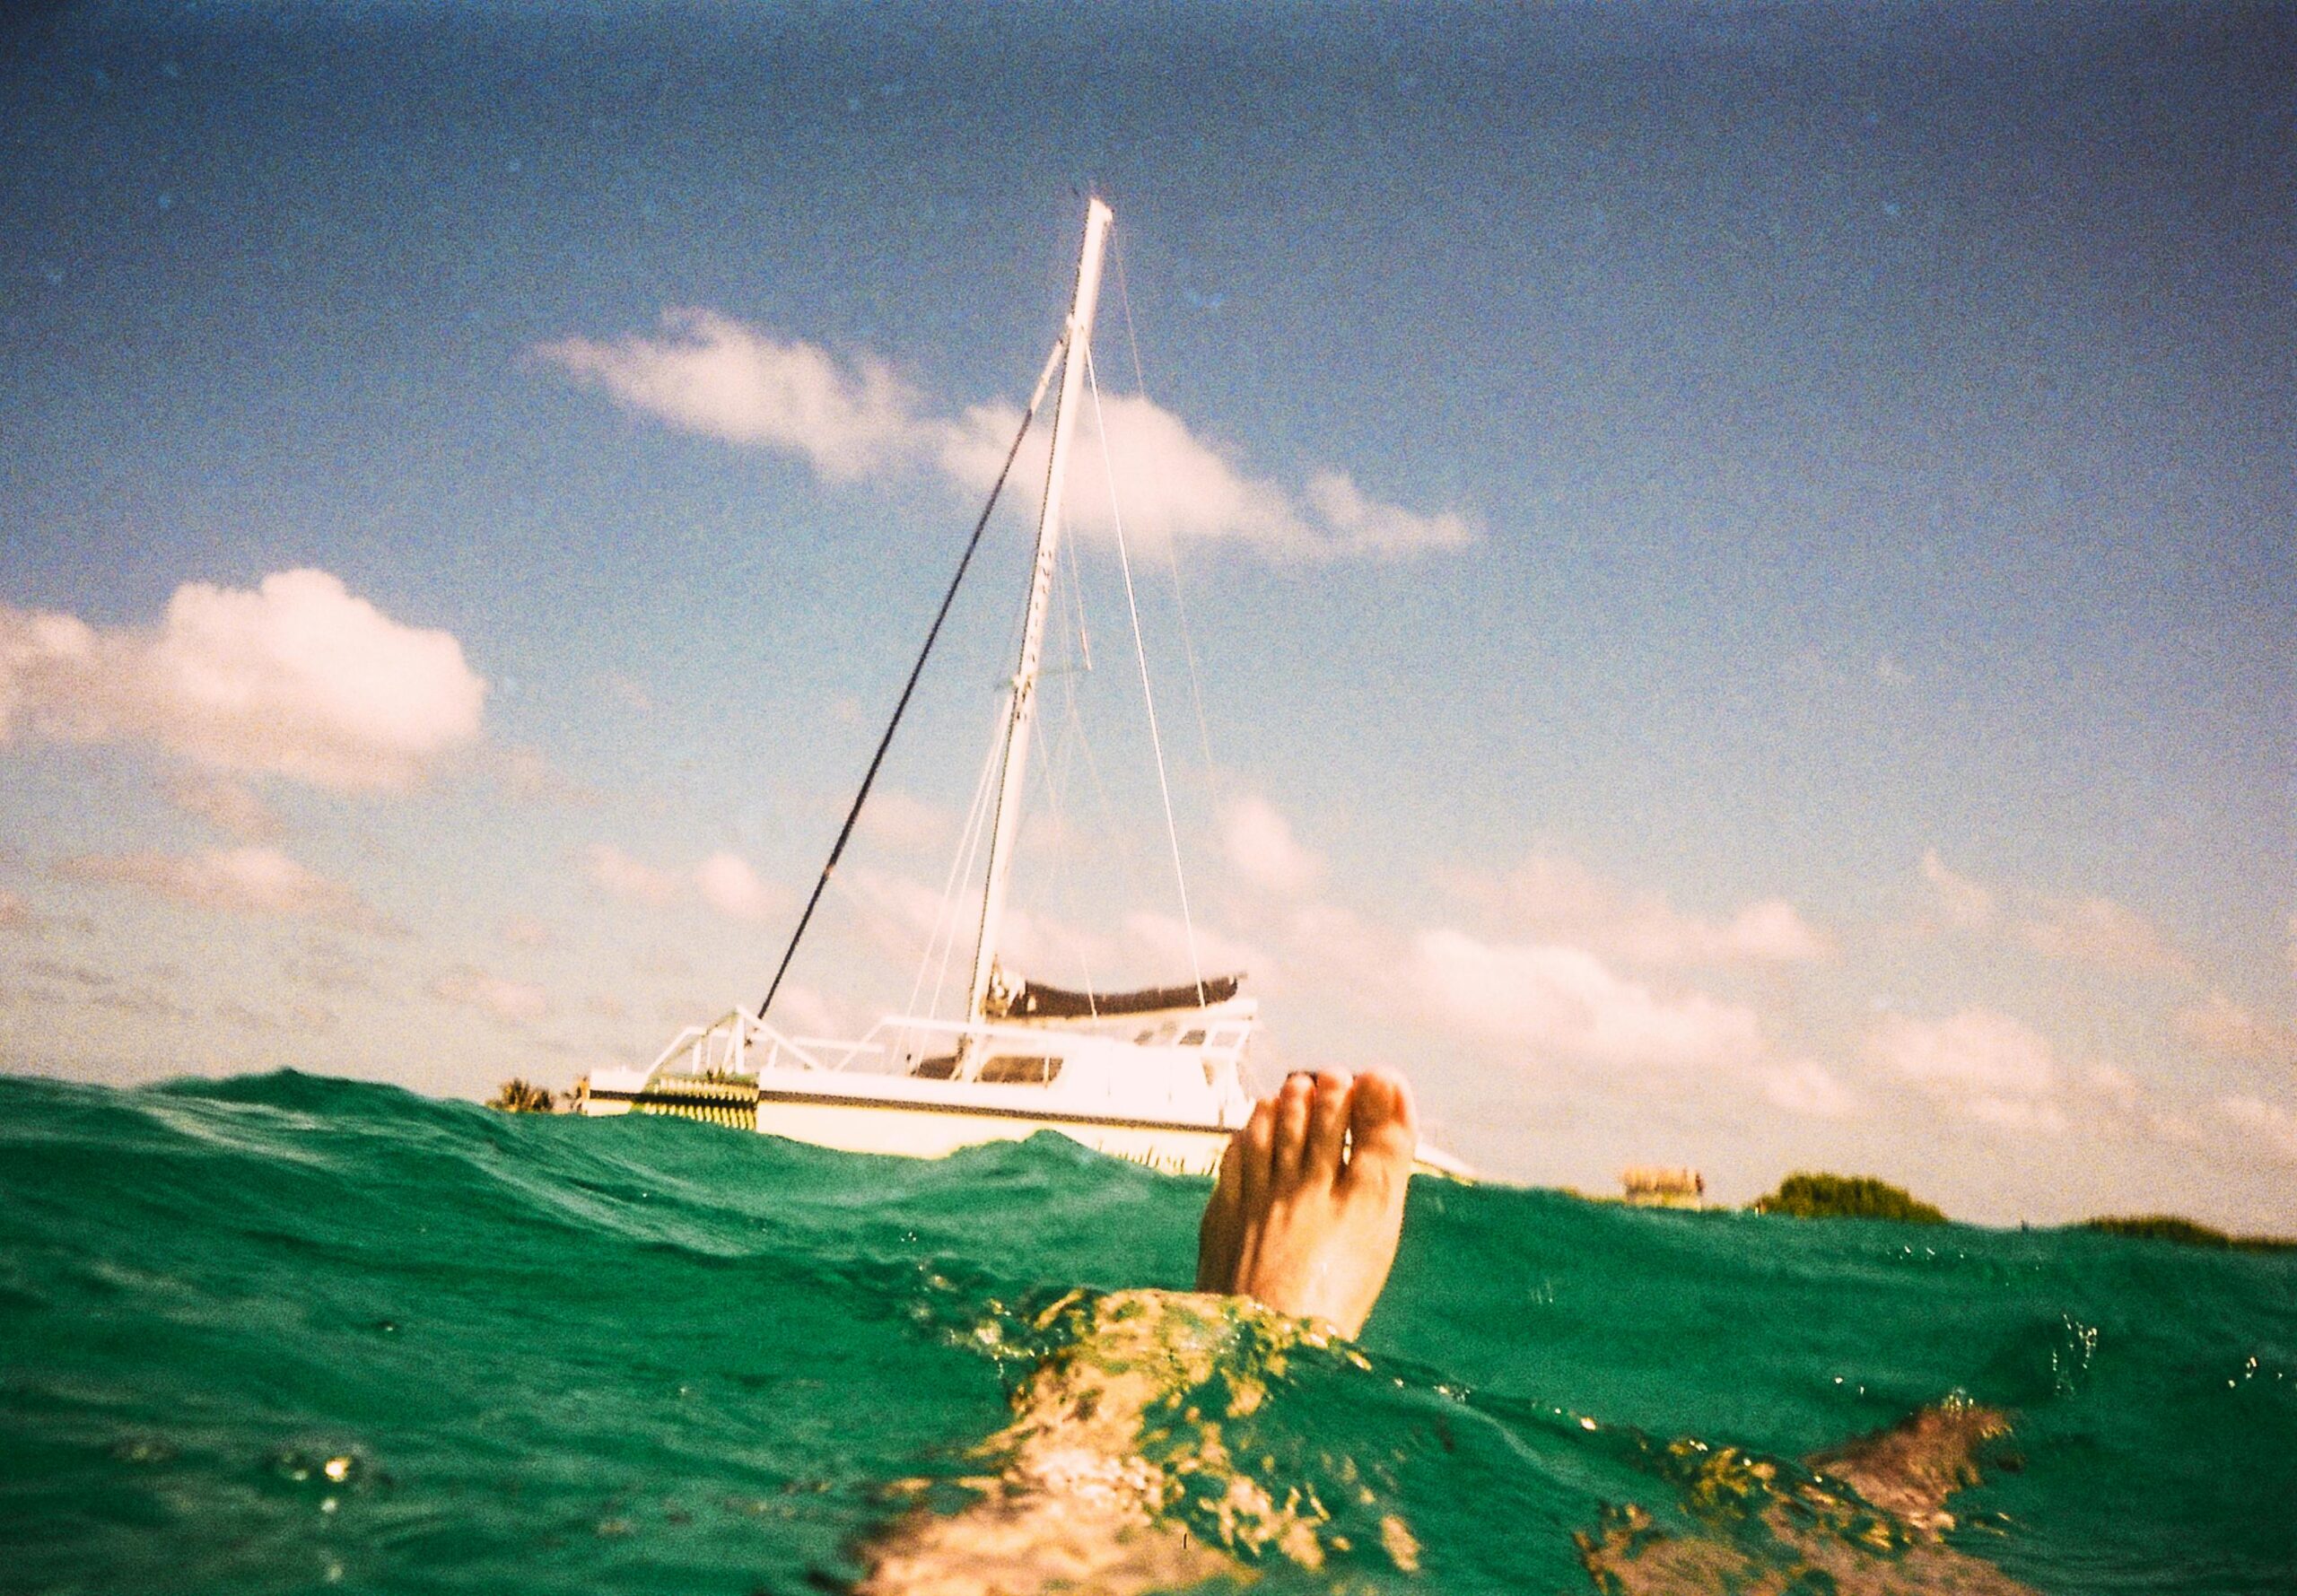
[967,196,1114,1024]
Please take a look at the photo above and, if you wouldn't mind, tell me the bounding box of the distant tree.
[489,1078,555,1113]
[1753,1173,1946,1225]
[2084,1214,2231,1248]
[2084,1215,2296,1252]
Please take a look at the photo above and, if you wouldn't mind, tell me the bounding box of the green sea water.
[1,1071,2290,1594]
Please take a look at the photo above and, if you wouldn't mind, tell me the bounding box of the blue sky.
[3,2,2290,1228]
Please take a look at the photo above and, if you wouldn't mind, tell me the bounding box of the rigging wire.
[1084,342,1204,1003]
[907,692,1009,1022]
[756,337,1065,1023]
[1031,658,1102,1015]
[1111,222,1219,780]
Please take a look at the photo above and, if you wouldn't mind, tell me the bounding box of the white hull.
[763,1095,1236,1176]
[584,1075,1472,1182]
[592,1074,1240,1175]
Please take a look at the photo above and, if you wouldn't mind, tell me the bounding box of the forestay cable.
[758,338,1065,1022]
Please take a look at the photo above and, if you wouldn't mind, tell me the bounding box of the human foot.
[1196,1069,1418,1337]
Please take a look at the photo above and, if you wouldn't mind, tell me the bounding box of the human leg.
[860,1071,1422,1593]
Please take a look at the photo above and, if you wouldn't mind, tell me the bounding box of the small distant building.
[1620,1165,1705,1208]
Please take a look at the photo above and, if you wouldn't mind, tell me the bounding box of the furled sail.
[985,973,1243,1021]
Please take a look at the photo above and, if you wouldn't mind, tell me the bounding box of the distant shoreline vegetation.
[488,1078,555,1114]
[2082,1215,2297,1253]
[1752,1173,1947,1225]
[1745,1175,2296,1250]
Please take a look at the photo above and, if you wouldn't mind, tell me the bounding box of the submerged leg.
[1576,1400,2035,1596]
[860,1071,1420,1595]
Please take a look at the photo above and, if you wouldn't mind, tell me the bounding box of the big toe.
[1196,1141,1246,1291]
[1343,1069,1419,1190]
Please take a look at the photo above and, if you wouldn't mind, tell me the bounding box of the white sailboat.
[579,200,1471,1182]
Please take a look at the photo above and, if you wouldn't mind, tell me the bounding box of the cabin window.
[1210,1028,1241,1047]
[980,1054,1061,1085]
[912,1055,959,1080]
[1179,1029,1207,1046]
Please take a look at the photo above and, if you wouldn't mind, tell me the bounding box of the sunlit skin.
[1196,1068,1417,1338]
[862,1071,2031,1595]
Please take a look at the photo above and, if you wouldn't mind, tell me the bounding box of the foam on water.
[1,1072,2290,1593]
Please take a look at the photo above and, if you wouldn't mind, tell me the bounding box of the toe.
[1233,1095,1278,1283]
[1236,1095,1277,1209]
[1341,1068,1419,1196]
[1305,1070,1353,1185]
[1271,1071,1315,1190]
[1196,1138,1245,1290]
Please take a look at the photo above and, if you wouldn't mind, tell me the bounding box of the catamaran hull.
[584,1086,1236,1176]
[761,1095,1237,1176]
[582,1086,1473,1182]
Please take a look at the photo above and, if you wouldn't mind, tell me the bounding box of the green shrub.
[2083,1215,2296,1252]
[1753,1173,1946,1225]
[488,1078,555,1113]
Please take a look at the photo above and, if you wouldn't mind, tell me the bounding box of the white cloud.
[1276,899,1395,992]
[432,966,548,1025]
[1716,899,1835,963]
[1118,911,1269,986]
[943,391,1299,553]
[165,771,280,839]
[582,842,685,908]
[1920,849,1994,929]
[544,312,1471,563]
[0,571,485,792]
[2017,893,2188,976]
[694,850,779,923]
[1869,1007,2057,1095]
[2215,1095,2297,1166]
[944,390,1472,561]
[1459,850,1830,967]
[1411,928,1767,1071]
[1867,1007,2065,1131]
[586,844,784,924]
[539,310,928,480]
[1222,795,1323,898]
[57,845,392,932]
[1301,470,1475,558]
[1759,1059,1858,1118]
[2174,990,2297,1065]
